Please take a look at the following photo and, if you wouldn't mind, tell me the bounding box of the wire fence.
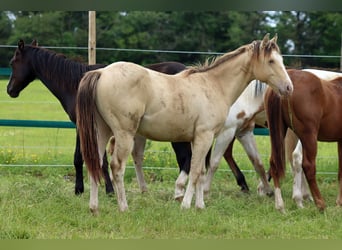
[1,44,341,59]
[0,45,342,175]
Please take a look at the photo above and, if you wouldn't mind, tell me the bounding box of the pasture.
[0,79,342,239]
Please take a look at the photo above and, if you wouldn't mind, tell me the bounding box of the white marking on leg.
[89,175,99,215]
[274,187,285,213]
[195,173,205,209]
[181,180,195,209]
[291,140,305,208]
[175,170,188,201]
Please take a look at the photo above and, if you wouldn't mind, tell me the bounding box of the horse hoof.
[195,202,205,210]
[90,208,99,216]
[175,196,184,202]
[266,190,274,197]
[75,187,84,195]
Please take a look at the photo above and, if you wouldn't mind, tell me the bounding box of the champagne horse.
[76,34,292,213]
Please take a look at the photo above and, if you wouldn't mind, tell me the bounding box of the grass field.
[0,79,342,239]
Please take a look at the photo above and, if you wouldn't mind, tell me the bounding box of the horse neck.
[28,49,90,120]
[206,52,255,107]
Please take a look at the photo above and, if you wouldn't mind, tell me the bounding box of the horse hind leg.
[336,141,342,206]
[301,139,325,212]
[291,140,312,208]
[101,151,115,195]
[237,130,273,196]
[204,129,235,195]
[172,142,192,201]
[132,134,148,193]
[109,135,147,193]
[74,133,85,195]
[223,139,250,193]
[110,131,135,212]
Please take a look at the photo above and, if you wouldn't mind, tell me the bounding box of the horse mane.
[184,39,280,76]
[25,45,105,92]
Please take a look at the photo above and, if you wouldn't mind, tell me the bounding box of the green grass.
[0,79,342,239]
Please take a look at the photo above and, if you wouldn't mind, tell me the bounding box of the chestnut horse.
[76,34,292,213]
[265,69,342,213]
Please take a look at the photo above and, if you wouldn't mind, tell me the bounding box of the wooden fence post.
[88,11,96,65]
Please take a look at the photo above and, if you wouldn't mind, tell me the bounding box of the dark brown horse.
[6,39,186,195]
[265,69,342,212]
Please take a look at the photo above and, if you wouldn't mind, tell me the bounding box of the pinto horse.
[174,80,273,200]
[76,34,293,213]
[265,69,342,213]
[6,39,186,195]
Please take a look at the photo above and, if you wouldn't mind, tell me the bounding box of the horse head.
[7,39,38,97]
[251,33,293,97]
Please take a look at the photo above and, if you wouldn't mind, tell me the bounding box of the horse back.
[287,70,342,141]
[96,61,227,142]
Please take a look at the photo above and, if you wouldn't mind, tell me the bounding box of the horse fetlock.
[175,195,184,203]
[195,201,205,209]
[174,185,184,201]
[292,195,304,209]
[315,199,326,212]
[75,186,84,195]
[140,186,148,193]
[257,182,273,197]
[118,203,129,212]
[336,197,342,206]
[89,206,99,216]
[180,200,191,209]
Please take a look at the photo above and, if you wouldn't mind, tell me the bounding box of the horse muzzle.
[7,83,19,98]
[278,81,293,97]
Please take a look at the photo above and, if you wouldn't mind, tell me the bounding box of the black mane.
[26,45,105,92]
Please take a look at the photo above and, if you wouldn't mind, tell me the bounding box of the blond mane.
[184,39,280,76]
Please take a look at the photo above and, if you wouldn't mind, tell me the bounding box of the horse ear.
[18,39,25,51]
[270,34,278,44]
[261,33,270,48]
[31,39,38,46]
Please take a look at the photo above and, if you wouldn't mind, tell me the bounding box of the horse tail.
[265,88,286,180]
[76,70,103,184]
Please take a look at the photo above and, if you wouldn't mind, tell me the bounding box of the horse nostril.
[286,84,293,94]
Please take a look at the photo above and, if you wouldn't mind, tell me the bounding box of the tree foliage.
[0,11,341,69]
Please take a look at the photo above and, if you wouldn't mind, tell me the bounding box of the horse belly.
[137,115,195,142]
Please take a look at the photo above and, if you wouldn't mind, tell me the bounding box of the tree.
[0,12,13,67]
[269,11,342,69]
[1,11,340,69]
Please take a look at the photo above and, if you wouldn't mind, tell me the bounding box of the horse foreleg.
[237,130,273,196]
[74,132,85,195]
[132,134,148,193]
[182,132,213,209]
[204,128,235,195]
[336,141,342,206]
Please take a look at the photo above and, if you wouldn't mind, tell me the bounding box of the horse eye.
[269,59,275,64]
